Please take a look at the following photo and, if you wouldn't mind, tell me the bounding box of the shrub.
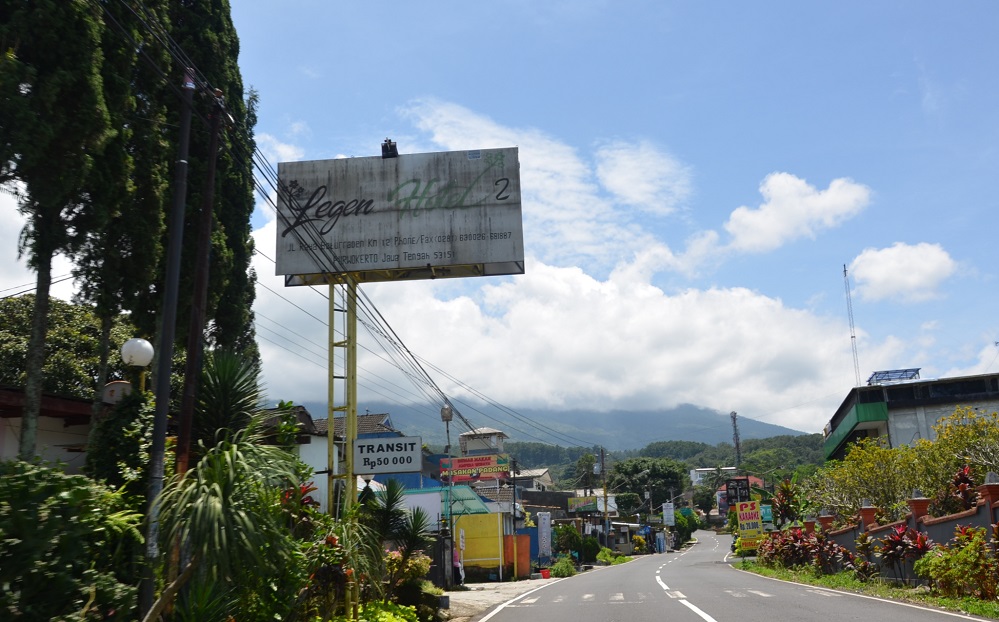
[631,534,646,552]
[580,535,600,563]
[549,555,577,577]
[877,524,932,580]
[914,525,999,599]
[756,528,851,575]
[0,461,141,619]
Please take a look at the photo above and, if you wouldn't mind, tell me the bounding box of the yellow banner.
[736,500,762,549]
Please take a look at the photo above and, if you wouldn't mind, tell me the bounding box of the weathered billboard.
[276,147,524,284]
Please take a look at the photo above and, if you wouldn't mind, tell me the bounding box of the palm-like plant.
[193,349,263,447]
[143,349,303,621]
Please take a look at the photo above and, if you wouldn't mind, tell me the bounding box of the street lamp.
[121,338,154,392]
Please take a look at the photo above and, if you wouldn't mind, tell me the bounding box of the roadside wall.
[819,482,999,584]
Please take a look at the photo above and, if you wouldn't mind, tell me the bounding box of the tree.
[0,0,112,459]
[73,0,171,416]
[165,0,258,359]
[804,437,919,524]
[911,407,999,502]
[607,457,689,510]
[0,295,133,398]
[575,452,598,494]
[692,485,716,514]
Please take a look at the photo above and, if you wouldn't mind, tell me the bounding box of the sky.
[3,2,998,440]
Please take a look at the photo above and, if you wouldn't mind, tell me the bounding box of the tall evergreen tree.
[0,0,111,458]
[74,0,172,412]
[167,0,258,361]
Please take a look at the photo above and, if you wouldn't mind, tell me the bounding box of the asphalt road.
[453,530,991,622]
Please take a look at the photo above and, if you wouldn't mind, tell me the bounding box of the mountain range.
[299,401,806,451]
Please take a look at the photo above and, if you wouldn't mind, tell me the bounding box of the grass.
[738,560,999,620]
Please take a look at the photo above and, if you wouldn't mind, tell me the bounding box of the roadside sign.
[736,501,762,550]
[663,502,676,526]
[353,436,422,475]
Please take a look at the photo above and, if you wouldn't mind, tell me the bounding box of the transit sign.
[353,436,422,475]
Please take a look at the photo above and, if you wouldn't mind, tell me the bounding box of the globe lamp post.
[121,338,154,392]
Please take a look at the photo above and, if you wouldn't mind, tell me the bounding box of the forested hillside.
[505,433,825,490]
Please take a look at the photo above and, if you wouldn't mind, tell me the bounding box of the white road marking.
[680,598,720,622]
[610,592,625,601]
[656,576,670,590]
[747,590,772,597]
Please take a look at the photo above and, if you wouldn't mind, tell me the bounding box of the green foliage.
[672,512,694,544]
[596,546,629,565]
[580,535,601,563]
[914,525,999,600]
[607,457,689,511]
[85,390,153,498]
[631,534,646,551]
[553,524,582,557]
[0,295,135,397]
[913,408,999,514]
[0,461,141,619]
[154,424,304,617]
[876,524,932,580]
[549,555,577,577]
[771,476,806,528]
[692,485,716,513]
[804,437,919,525]
[756,528,851,575]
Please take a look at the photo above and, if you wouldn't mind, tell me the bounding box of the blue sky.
[3,2,998,437]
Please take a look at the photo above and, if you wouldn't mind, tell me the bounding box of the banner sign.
[736,500,763,549]
[568,496,599,512]
[353,436,422,475]
[663,502,675,526]
[538,512,552,558]
[440,454,510,483]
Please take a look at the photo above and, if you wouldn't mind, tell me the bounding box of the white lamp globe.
[121,338,154,367]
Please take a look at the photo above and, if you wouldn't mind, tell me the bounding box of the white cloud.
[850,242,957,303]
[247,100,912,434]
[594,140,692,215]
[724,173,871,253]
[401,99,667,277]
[257,133,305,164]
[0,189,76,301]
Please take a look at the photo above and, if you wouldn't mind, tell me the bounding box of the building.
[823,369,999,461]
[459,427,508,456]
[0,387,100,473]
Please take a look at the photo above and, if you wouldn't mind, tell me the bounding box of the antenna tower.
[844,265,861,387]
[730,411,741,469]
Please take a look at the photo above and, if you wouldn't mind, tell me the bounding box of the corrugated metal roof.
[403,485,491,517]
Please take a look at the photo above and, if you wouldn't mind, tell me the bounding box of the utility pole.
[140,68,195,618]
[731,411,742,469]
[177,90,226,475]
[601,448,609,548]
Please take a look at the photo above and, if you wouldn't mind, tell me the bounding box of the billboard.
[276,147,524,284]
[568,496,599,512]
[439,454,510,483]
[725,477,750,506]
